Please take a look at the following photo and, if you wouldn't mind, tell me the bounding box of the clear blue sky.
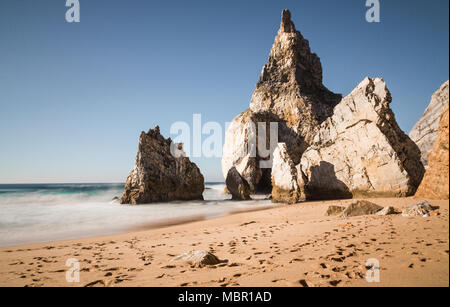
[0,0,448,183]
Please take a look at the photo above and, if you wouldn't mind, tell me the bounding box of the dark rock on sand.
[341,200,383,218]
[226,167,251,200]
[172,250,222,268]
[121,126,204,204]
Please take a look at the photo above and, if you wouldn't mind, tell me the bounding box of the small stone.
[376,206,398,216]
[340,200,383,218]
[172,250,221,268]
[402,201,434,217]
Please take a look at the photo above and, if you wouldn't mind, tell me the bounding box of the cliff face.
[121,127,204,204]
[409,81,449,168]
[222,9,340,193]
[415,104,449,200]
[300,78,425,199]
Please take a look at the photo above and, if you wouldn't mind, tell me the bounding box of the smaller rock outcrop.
[172,250,221,268]
[402,201,435,218]
[121,126,204,204]
[226,167,251,200]
[409,81,449,167]
[341,200,383,218]
[271,143,307,204]
[415,104,449,200]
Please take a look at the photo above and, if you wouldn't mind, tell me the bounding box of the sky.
[0,0,448,184]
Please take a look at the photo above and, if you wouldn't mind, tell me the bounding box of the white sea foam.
[0,183,274,247]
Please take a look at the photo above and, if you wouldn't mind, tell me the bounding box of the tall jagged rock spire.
[222,9,341,193]
[250,9,341,141]
[280,9,296,33]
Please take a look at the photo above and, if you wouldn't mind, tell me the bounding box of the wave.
[0,182,274,247]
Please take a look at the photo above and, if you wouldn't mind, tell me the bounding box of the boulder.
[402,201,434,218]
[376,206,398,216]
[341,200,383,218]
[300,78,425,199]
[121,126,204,204]
[222,9,341,194]
[325,205,345,216]
[415,104,449,200]
[271,143,307,204]
[225,167,251,200]
[172,250,221,268]
[409,81,449,168]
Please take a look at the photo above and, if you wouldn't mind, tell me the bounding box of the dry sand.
[0,197,448,287]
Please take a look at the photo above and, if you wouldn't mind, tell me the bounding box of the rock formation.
[300,78,425,199]
[340,200,383,218]
[271,143,306,204]
[249,9,342,137]
[223,9,425,202]
[121,126,205,204]
[225,167,251,200]
[402,201,435,218]
[409,81,449,168]
[415,104,449,199]
[222,9,341,194]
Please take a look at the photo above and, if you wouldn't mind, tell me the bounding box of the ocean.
[0,183,274,247]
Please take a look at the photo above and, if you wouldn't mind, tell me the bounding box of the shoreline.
[0,197,448,287]
[0,201,278,249]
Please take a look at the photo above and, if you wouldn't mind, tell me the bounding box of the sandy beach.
[0,197,448,287]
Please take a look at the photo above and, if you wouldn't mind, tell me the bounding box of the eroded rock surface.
[409,81,449,168]
[121,126,204,204]
[271,143,307,204]
[222,9,340,194]
[325,205,345,216]
[341,200,384,218]
[402,201,434,218]
[226,167,251,201]
[249,9,342,139]
[300,78,425,199]
[415,104,449,200]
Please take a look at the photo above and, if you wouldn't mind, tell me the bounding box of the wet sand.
[0,197,448,287]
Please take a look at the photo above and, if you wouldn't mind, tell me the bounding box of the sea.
[0,183,274,247]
